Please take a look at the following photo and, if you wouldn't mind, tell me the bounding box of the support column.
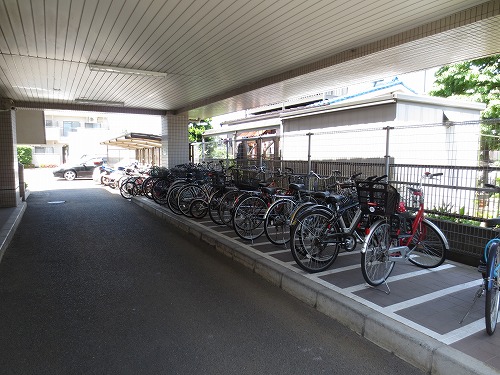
[0,109,20,207]
[161,113,189,168]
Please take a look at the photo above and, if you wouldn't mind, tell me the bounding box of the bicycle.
[288,173,366,273]
[357,172,448,289]
[460,183,500,335]
[263,182,315,245]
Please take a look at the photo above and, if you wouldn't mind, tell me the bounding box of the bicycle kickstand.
[367,278,391,295]
[459,284,484,325]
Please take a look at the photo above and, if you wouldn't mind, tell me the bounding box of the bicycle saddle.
[261,186,278,195]
[289,183,305,191]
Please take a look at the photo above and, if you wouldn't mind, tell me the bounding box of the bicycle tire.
[232,195,267,241]
[177,184,204,217]
[119,177,135,199]
[208,189,225,225]
[406,219,447,268]
[142,176,157,199]
[152,178,171,205]
[290,202,319,227]
[361,220,395,286]
[189,198,208,219]
[264,198,297,245]
[289,209,340,272]
[486,241,500,335]
[167,183,185,215]
[219,190,244,227]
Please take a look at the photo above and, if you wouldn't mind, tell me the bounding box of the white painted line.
[385,280,482,313]
[441,319,486,344]
[343,264,455,293]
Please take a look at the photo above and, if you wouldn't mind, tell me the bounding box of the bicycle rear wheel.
[406,219,447,268]
[361,220,395,286]
[232,195,267,240]
[485,241,500,335]
[290,210,340,273]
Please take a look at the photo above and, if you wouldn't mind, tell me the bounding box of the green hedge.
[17,146,32,165]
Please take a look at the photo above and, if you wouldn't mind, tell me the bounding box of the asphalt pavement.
[0,174,426,375]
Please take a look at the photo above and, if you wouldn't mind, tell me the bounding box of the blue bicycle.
[462,183,500,335]
[480,184,500,335]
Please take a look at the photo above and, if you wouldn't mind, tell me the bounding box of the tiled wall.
[161,113,189,168]
[0,110,20,207]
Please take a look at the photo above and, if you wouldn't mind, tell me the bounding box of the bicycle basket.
[233,168,263,190]
[355,180,400,216]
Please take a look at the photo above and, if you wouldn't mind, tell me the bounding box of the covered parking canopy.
[101,133,161,166]
[0,1,498,118]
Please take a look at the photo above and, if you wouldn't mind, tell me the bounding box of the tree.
[429,55,500,152]
[188,119,212,143]
[17,146,33,166]
[430,55,500,118]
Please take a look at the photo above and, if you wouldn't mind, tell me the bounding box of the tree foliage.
[430,55,500,119]
[17,146,32,165]
[429,55,500,151]
[188,119,212,143]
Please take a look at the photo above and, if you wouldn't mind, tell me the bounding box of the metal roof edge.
[392,93,487,110]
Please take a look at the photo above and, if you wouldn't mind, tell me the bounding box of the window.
[63,121,81,136]
[45,120,58,127]
[34,146,55,154]
[84,122,102,129]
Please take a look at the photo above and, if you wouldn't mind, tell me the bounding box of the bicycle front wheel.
[219,190,243,227]
[152,178,171,205]
[232,195,267,241]
[361,220,395,286]
[486,241,500,335]
[189,198,208,219]
[290,210,340,273]
[406,219,447,268]
[208,189,225,225]
[177,184,204,217]
[264,198,297,245]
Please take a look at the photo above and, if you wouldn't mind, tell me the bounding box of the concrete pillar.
[0,109,20,207]
[161,113,189,168]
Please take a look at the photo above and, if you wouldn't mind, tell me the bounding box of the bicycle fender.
[423,218,450,250]
[360,219,386,254]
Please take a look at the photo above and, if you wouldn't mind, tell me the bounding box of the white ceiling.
[0,0,499,119]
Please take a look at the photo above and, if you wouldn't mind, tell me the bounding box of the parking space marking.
[385,280,482,313]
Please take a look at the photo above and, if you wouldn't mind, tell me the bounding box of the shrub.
[17,146,32,166]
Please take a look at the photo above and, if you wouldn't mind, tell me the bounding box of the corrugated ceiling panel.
[0,0,497,117]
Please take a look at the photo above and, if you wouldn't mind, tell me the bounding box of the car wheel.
[63,170,77,181]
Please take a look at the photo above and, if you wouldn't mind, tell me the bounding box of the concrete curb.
[0,201,27,264]
[132,196,497,375]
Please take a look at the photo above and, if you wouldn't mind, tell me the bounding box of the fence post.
[307,132,313,173]
[384,126,393,178]
[257,137,263,168]
[201,139,206,162]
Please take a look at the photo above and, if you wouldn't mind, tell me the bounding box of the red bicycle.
[357,172,449,288]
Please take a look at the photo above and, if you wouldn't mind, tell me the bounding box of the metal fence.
[192,119,500,264]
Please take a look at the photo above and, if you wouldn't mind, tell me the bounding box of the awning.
[203,118,281,137]
[101,132,161,150]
